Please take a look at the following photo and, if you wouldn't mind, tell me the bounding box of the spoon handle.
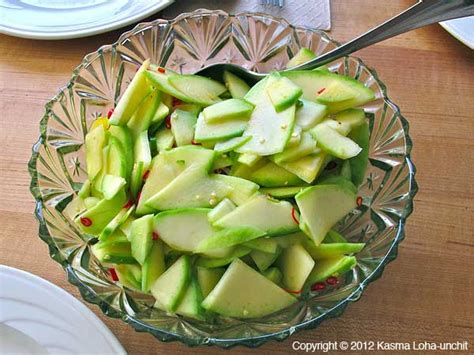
[292,0,474,70]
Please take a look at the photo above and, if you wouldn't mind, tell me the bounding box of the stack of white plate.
[0,266,125,354]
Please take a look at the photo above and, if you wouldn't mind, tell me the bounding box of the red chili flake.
[142,170,150,180]
[80,217,92,227]
[356,196,363,207]
[283,288,301,295]
[326,276,339,285]
[311,282,326,291]
[122,200,134,209]
[291,207,300,225]
[107,108,114,119]
[317,87,326,95]
[165,115,172,129]
[172,97,182,107]
[325,161,338,170]
[109,268,119,282]
[157,67,166,74]
[191,140,201,146]
[152,232,160,240]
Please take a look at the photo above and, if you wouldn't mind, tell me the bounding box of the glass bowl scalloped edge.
[28,8,418,348]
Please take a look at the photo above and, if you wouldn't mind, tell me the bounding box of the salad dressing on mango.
[65,48,375,319]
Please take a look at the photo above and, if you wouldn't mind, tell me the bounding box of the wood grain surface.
[0,1,473,354]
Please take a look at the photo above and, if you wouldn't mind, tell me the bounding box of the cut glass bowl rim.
[28,8,418,348]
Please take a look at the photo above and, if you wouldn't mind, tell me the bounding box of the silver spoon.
[196,0,474,83]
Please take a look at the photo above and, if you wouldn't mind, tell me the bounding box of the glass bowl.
[29,9,418,348]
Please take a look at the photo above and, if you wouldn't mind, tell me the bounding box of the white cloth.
[162,0,331,30]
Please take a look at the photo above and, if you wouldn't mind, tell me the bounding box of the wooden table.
[1,1,473,353]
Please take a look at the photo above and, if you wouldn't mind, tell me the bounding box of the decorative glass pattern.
[29,9,418,348]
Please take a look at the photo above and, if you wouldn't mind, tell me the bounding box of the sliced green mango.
[151,102,170,127]
[348,121,370,187]
[295,99,327,130]
[340,160,352,180]
[146,69,202,105]
[283,70,375,114]
[250,161,305,187]
[197,267,225,298]
[169,74,227,106]
[260,186,306,198]
[317,175,358,194]
[202,98,254,123]
[212,174,259,206]
[109,60,152,125]
[214,136,251,154]
[273,132,318,164]
[115,264,142,290]
[211,153,233,170]
[250,248,281,272]
[243,237,278,254]
[107,136,128,178]
[130,214,154,265]
[214,195,298,236]
[208,198,236,223]
[273,232,308,248]
[153,208,214,253]
[236,93,296,155]
[202,259,296,318]
[286,48,317,68]
[101,174,126,200]
[108,125,133,179]
[151,255,191,312]
[91,231,135,264]
[78,179,91,199]
[194,113,247,143]
[304,241,365,259]
[311,123,362,159]
[99,205,135,241]
[195,246,251,268]
[196,227,266,252]
[316,80,356,104]
[75,188,126,235]
[305,255,357,285]
[223,71,250,99]
[334,108,366,129]
[85,124,107,180]
[286,124,302,148]
[276,244,314,291]
[273,152,327,184]
[237,152,261,166]
[323,230,348,243]
[64,196,86,221]
[154,128,175,152]
[141,240,166,292]
[295,184,357,245]
[145,167,232,210]
[175,277,206,320]
[266,76,302,112]
[127,89,161,137]
[83,196,100,209]
[170,109,197,146]
[263,267,283,285]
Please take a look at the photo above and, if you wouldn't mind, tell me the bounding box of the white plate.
[0,0,174,40]
[440,17,474,50]
[0,265,126,354]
